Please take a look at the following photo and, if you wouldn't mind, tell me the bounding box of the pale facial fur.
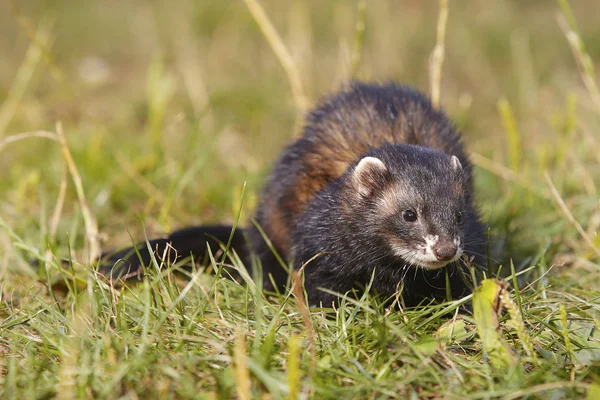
[388,235,463,270]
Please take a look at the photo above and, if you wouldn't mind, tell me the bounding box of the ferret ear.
[450,155,463,173]
[352,156,390,198]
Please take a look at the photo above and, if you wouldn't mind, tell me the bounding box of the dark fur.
[99,226,247,281]
[291,145,483,306]
[101,82,487,307]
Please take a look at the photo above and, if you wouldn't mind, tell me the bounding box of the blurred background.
[0,0,599,272]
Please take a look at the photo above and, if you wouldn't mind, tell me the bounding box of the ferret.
[101,82,487,307]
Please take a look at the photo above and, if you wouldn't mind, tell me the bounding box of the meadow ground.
[1,1,600,398]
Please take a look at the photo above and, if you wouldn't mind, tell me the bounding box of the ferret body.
[103,82,486,307]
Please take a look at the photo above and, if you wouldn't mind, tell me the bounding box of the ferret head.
[346,145,469,270]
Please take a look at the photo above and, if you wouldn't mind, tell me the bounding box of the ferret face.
[349,148,468,270]
[382,184,465,270]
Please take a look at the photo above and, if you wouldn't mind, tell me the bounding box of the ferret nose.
[433,242,457,262]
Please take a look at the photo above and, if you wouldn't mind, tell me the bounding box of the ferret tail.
[99,225,249,282]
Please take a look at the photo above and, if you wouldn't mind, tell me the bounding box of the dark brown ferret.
[102,82,487,307]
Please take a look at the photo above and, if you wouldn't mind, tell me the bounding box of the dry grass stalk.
[429,0,448,109]
[0,19,54,139]
[56,123,101,261]
[556,11,600,114]
[350,0,367,78]
[544,172,600,258]
[242,0,309,119]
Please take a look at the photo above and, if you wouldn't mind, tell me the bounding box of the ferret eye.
[403,210,417,222]
[456,211,463,224]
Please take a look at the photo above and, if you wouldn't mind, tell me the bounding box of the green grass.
[1,0,600,398]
